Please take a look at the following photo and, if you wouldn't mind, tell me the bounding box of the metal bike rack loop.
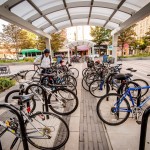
[139,106,150,150]
[0,103,29,150]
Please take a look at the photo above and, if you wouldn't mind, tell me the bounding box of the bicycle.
[1,94,69,149]
[96,74,150,126]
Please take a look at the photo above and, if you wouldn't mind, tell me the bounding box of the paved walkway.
[1,60,150,150]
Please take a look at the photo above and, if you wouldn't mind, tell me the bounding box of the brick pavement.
[79,64,109,150]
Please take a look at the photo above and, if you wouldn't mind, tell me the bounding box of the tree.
[118,25,136,56]
[51,30,66,53]
[36,36,46,50]
[19,29,37,49]
[90,26,111,46]
[144,28,150,44]
[0,24,22,53]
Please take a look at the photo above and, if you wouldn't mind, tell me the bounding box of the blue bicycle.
[97,79,150,125]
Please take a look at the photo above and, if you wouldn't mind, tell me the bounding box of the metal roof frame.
[0,0,149,37]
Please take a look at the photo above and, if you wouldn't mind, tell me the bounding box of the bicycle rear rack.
[139,106,150,150]
[0,103,29,150]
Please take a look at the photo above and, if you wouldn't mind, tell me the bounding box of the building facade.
[134,15,150,39]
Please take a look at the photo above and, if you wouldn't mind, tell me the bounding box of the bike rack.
[0,103,29,150]
[0,140,2,150]
[139,106,150,150]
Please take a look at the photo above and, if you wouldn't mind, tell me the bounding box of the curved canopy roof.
[66,40,95,49]
[0,0,150,37]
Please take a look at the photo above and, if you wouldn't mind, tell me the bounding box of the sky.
[0,19,8,32]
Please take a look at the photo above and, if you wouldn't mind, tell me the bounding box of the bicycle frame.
[114,86,150,113]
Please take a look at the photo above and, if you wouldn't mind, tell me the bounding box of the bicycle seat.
[125,73,133,78]
[114,73,129,80]
[130,70,137,72]
[117,64,122,66]
[126,68,133,70]
[40,73,56,77]
[12,93,34,103]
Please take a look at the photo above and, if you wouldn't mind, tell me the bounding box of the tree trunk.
[121,43,124,57]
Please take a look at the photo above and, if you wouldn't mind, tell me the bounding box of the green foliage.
[36,36,46,50]
[90,27,111,45]
[0,24,21,52]
[23,57,34,62]
[118,25,136,56]
[0,23,47,53]
[0,58,34,63]
[51,30,66,53]
[0,78,15,92]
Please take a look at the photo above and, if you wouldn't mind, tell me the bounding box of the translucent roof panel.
[66,0,91,7]
[0,0,8,5]
[93,0,120,9]
[55,21,71,28]
[32,17,48,28]
[72,19,88,25]
[106,22,119,29]
[69,7,90,15]
[11,1,38,20]
[3,0,150,35]
[46,10,68,22]
[94,0,121,5]
[32,0,63,11]
[112,11,131,22]
[92,7,114,17]
[125,0,150,8]
[44,26,56,34]
[90,19,106,26]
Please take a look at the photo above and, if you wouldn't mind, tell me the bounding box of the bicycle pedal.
[136,121,142,125]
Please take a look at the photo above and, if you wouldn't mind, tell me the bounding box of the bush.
[23,57,34,62]
[0,78,15,92]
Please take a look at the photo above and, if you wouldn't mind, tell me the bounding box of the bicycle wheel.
[89,80,110,98]
[25,70,40,81]
[5,89,36,113]
[62,75,77,87]
[48,88,78,115]
[82,68,88,77]
[26,112,69,150]
[132,79,149,97]
[69,68,79,78]
[25,84,46,103]
[82,76,89,91]
[97,93,130,126]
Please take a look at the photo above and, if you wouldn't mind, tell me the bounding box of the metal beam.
[0,5,50,38]
[8,0,25,10]
[111,2,150,35]
[103,0,126,27]
[62,0,73,26]
[28,5,131,24]
[88,0,94,24]
[26,0,58,31]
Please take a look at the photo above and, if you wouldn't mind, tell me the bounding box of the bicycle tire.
[89,80,110,98]
[82,76,89,91]
[132,79,149,97]
[5,89,36,113]
[97,93,130,126]
[25,70,40,81]
[69,68,79,78]
[26,112,69,150]
[48,88,78,115]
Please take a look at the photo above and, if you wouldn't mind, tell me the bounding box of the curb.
[0,62,33,66]
[118,57,150,61]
